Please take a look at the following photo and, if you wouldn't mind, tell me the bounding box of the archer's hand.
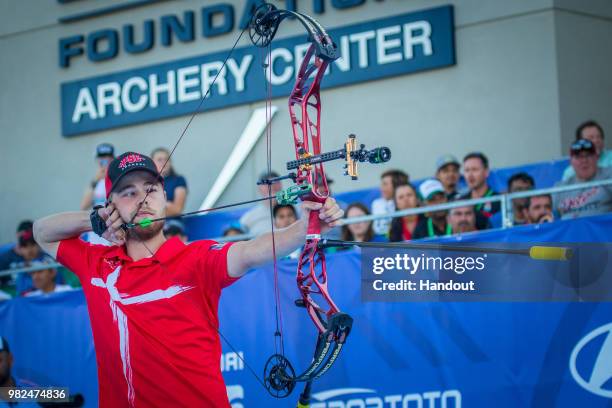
[99,203,126,245]
[301,197,344,234]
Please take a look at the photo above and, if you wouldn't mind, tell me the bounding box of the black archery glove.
[90,205,108,237]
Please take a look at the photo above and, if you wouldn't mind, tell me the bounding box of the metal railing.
[1,178,610,278]
[338,178,612,229]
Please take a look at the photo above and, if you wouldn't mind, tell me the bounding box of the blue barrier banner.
[60,5,455,136]
[1,214,611,407]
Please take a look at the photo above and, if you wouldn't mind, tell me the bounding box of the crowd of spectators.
[0,221,76,299]
[337,119,611,243]
[1,120,610,297]
[222,120,609,246]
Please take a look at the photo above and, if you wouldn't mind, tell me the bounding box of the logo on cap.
[118,153,145,170]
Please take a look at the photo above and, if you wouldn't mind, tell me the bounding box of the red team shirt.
[57,236,238,408]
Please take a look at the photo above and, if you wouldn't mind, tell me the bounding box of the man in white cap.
[413,179,452,239]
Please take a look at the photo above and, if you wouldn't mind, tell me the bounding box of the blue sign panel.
[60,5,455,136]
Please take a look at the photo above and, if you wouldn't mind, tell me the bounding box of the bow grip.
[302,184,326,238]
[306,210,321,237]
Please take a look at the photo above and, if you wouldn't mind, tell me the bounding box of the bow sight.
[286,134,391,180]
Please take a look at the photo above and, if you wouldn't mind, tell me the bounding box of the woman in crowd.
[389,183,420,241]
[341,203,377,242]
[151,147,188,217]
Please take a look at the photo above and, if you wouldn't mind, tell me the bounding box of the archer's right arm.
[33,204,124,258]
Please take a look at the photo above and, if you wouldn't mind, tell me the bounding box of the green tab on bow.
[276,184,312,205]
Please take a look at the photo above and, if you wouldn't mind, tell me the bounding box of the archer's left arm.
[227,198,344,278]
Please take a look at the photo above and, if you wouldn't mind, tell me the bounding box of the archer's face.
[111,171,166,227]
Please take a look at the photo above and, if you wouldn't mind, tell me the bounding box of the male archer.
[33,152,343,408]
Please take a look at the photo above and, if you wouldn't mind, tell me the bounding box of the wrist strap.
[90,205,107,237]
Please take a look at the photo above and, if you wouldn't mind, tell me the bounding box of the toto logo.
[570,322,612,398]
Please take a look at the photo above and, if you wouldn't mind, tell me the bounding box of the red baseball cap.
[105,152,163,199]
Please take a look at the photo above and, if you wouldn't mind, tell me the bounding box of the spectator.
[0,222,70,295]
[435,155,461,200]
[163,220,188,243]
[563,120,612,181]
[554,139,612,219]
[315,175,347,241]
[389,183,419,242]
[0,221,40,272]
[272,204,301,259]
[507,172,535,225]
[273,204,298,229]
[448,206,478,234]
[523,194,554,224]
[341,203,376,242]
[0,221,46,292]
[413,179,451,239]
[80,143,114,210]
[151,147,188,217]
[313,175,348,211]
[0,337,37,397]
[223,224,245,237]
[80,144,115,245]
[371,170,409,235]
[240,171,282,236]
[459,152,498,228]
[0,338,16,388]
[24,260,73,297]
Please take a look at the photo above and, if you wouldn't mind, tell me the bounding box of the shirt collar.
[104,237,186,265]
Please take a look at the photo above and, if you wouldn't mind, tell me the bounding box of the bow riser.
[297,242,340,333]
[289,44,331,239]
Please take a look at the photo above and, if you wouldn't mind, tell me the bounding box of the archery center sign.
[60,5,455,137]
